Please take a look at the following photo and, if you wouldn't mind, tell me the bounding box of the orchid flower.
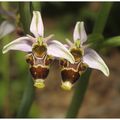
[60,21,109,90]
[2,11,75,88]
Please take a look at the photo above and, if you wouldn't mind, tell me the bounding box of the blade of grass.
[66,2,113,118]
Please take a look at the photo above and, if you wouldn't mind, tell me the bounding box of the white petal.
[47,40,75,64]
[83,48,109,76]
[73,22,87,44]
[2,37,33,54]
[0,21,15,39]
[30,11,44,38]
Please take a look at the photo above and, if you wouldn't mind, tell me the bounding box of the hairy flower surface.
[3,11,75,88]
[60,21,109,90]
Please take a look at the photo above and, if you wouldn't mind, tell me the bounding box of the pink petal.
[30,11,44,38]
[83,48,109,76]
[64,44,69,49]
[73,22,87,45]
[3,37,33,54]
[47,40,75,64]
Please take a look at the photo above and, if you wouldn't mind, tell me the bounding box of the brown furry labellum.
[26,43,53,88]
[60,48,88,90]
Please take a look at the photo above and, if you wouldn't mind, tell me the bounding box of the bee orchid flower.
[2,11,75,88]
[60,21,109,90]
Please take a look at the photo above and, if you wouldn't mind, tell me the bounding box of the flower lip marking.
[26,53,52,89]
[60,60,88,90]
[61,68,80,84]
[30,65,49,80]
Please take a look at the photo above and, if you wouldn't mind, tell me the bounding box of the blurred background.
[0,2,120,118]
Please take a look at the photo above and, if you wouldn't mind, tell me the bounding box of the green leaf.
[102,36,120,48]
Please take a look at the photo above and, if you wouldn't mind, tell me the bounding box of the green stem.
[16,2,35,117]
[66,69,91,118]
[31,2,41,11]
[16,77,34,118]
[66,2,113,118]
[19,2,31,33]
[93,2,113,34]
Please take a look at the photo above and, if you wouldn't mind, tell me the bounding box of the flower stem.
[66,2,113,118]
[93,2,113,34]
[31,2,41,11]
[18,2,31,34]
[16,2,35,117]
[16,77,34,118]
[66,69,91,118]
